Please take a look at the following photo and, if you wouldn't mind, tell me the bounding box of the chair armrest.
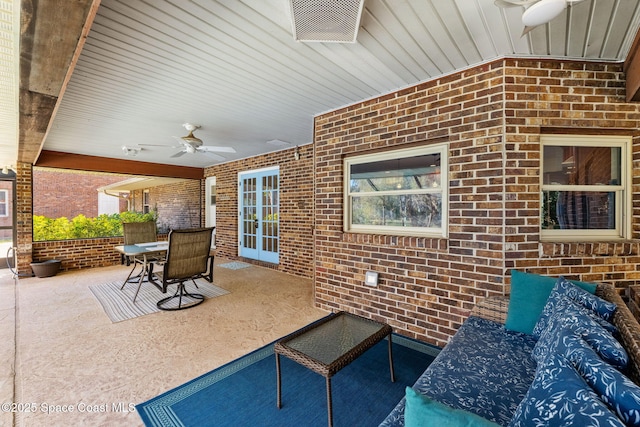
[470,295,509,325]
[597,283,640,386]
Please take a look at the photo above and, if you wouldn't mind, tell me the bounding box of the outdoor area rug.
[89,279,229,323]
[136,332,439,427]
[217,261,252,270]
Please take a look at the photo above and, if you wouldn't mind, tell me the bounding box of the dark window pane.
[350,154,441,193]
[543,146,621,186]
[542,191,615,230]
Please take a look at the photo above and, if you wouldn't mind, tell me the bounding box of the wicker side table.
[274,311,394,427]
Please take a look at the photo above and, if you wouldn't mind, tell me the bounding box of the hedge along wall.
[204,144,314,278]
[314,58,640,347]
[29,178,198,274]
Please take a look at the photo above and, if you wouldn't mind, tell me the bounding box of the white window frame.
[142,189,150,214]
[343,143,448,238]
[540,134,631,241]
[0,190,7,217]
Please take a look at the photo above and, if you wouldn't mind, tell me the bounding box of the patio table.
[114,241,168,301]
[274,311,394,427]
[114,242,215,301]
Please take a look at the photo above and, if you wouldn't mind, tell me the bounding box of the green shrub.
[33,211,157,242]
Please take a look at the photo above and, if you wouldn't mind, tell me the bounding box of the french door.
[238,168,279,264]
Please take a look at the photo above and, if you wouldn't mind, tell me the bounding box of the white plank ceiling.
[41,0,640,168]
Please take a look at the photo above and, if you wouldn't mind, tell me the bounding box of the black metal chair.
[120,221,159,301]
[149,227,214,311]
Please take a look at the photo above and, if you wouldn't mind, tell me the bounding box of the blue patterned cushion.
[508,352,625,427]
[505,270,597,335]
[532,277,617,339]
[532,300,628,371]
[404,387,501,427]
[380,316,538,427]
[557,331,640,426]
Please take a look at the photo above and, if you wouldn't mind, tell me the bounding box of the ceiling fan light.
[522,0,567,27]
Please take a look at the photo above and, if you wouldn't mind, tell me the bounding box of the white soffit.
[0,0,18,170]
[98,177,189,193]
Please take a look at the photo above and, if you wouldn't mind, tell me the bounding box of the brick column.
[15,162,33,275]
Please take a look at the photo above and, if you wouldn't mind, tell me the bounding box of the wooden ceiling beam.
[36,151,204,180]
[19,0,101,164]
[625,26,640,102]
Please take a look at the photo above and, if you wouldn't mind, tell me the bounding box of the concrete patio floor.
[0,259,327,426]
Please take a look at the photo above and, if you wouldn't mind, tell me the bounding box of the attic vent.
[289,0,365,43]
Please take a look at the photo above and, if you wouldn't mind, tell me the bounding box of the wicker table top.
[274,311,392,378]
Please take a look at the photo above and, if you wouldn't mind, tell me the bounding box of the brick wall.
[314,59,640,347]
[129,179,202,233]
[503,59,640,286]
[32,237,124,269]
[33,168,128,218]
[204,145,314,278]
[31,233,170,272]
[13,58,640,347]
[16,162,33,274]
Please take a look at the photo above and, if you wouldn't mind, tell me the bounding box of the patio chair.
[120,221,159,298]
[149,227,214,311]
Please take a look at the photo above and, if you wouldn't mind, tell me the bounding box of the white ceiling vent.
[289,0,365,43]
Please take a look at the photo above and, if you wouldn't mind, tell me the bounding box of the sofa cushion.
[379,316,538,427]
[532,277,617,339]
[532,300,628,371]
[505,270,597,335]
[557,331,640,426]
[508,352,625,427]
[404,387,501,427]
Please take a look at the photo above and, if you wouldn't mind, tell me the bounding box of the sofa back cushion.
[557,331,640,425]
[532,277,617,339]
[531,298,628,371]
[508,352,625,427]
[505,270,597,335]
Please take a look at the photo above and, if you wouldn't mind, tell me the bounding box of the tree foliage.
[33,211,157,242]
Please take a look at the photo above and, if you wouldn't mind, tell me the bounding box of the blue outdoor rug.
[137,332,439,427]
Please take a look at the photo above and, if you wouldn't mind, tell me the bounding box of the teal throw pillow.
[404,387,501,427]
[504,270,597,335]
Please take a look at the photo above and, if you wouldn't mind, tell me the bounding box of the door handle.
[254,218,259,229]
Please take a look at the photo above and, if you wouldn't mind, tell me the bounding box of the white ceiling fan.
[141,123,236,161]
[495,0,587,33]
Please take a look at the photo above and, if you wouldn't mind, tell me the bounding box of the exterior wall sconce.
[294,146,300,160]
[364,271,378,287]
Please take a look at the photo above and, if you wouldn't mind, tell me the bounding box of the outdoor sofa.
[380,271,640,427]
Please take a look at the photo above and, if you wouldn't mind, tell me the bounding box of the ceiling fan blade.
[522,0,567,27]
[170,151,186,158]
[521,25,537,36]
[494,0,538,7]
[198,146,237,153]
[201,152,226,161]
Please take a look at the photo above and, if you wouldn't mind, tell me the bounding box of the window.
[143,190,150,214]
[344,144,448,237]
[0,190,7,217]
[541,135,631,240]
